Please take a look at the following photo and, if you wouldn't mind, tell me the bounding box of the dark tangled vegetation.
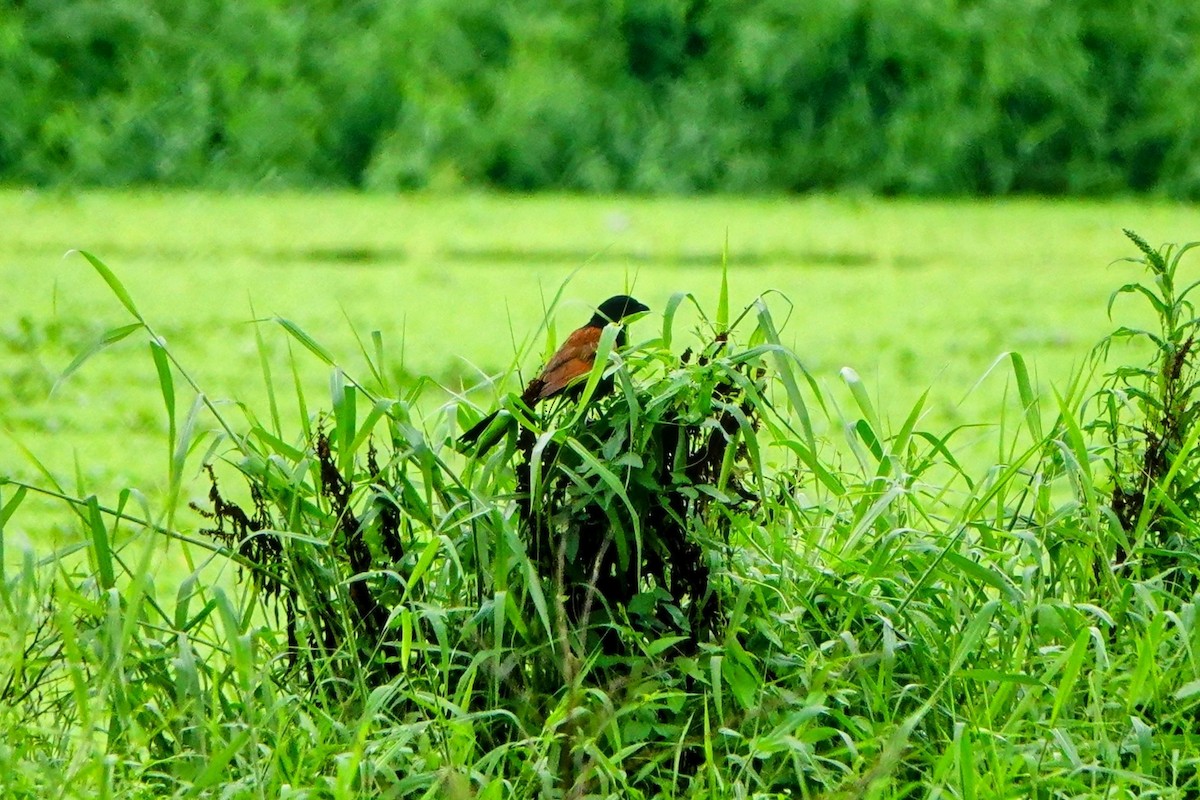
[3,233,1200,797]
[4,0,1200,196]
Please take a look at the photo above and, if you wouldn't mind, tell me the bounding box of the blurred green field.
[2,190,1196,529]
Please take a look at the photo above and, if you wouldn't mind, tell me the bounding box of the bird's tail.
[458,392,544,455]
[458,410,499,447]
[456,409,517,455]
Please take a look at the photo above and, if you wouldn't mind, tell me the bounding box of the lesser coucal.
[458,294,649,449]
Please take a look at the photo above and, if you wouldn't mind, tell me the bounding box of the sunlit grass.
[4,233,1200,797]
[2,190,1193,506]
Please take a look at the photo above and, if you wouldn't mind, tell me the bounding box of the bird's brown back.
[521,325,603,404]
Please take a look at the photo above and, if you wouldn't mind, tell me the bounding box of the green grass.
[2,190,1195,501]
[3,191,1200,797]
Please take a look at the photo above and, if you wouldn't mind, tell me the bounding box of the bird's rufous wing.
[526,325,602,401]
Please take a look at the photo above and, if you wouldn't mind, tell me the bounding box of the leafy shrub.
[4,0,1200,195]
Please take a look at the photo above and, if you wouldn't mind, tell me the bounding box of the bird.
[458,294,650,450]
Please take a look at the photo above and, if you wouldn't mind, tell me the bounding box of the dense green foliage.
[4,237,1200,796]
[5,0,1200,195]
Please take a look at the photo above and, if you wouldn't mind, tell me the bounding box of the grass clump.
[3,235,1200,797]
[1092,230,1200,581]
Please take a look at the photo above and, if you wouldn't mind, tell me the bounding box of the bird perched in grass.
[458,294,650,450]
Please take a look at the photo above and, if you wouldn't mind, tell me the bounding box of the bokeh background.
[4,0,1200,195]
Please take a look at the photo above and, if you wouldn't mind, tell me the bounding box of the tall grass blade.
[55,322,143,389]
[1007,352,1042,441]
[276,317,336,366]
[86,496,116,591]
[717,233,730,333]
[73,250,144,322]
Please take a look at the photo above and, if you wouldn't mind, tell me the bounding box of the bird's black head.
[589,294,650,327]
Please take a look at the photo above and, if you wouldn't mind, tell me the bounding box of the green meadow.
[4,191,1200,798]
[3,190,1194,500]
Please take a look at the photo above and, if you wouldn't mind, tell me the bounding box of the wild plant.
[1089,230,1200,584]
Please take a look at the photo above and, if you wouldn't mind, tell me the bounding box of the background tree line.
[3,0,1199,196]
